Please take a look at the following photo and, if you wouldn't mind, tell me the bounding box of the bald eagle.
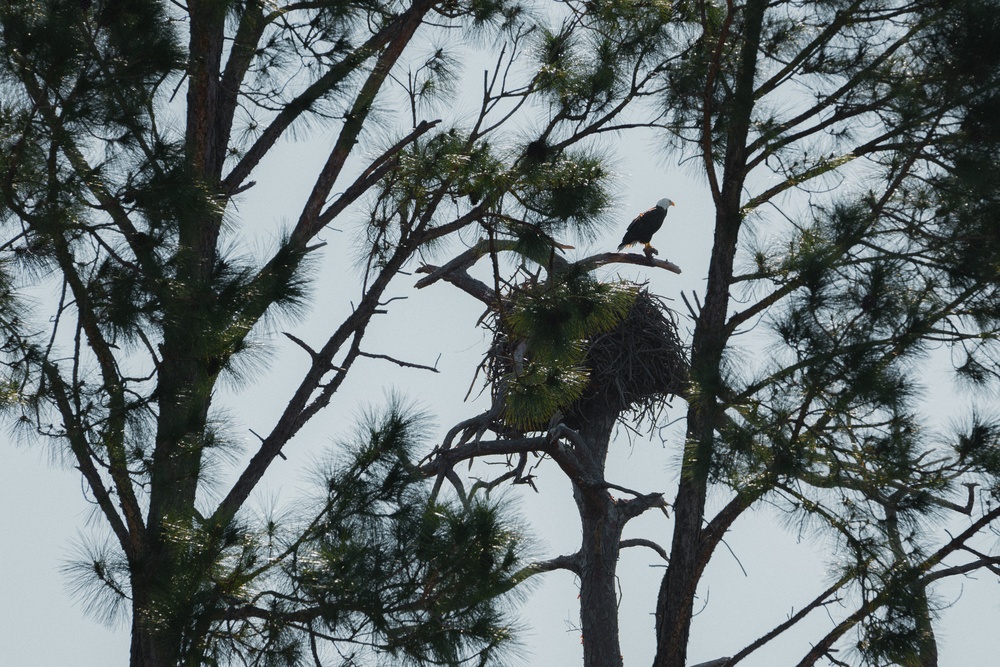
[618,198,674,257]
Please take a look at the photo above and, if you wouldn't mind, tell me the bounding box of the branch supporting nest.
[417,240,688,502]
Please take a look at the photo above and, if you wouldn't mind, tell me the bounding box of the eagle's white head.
[656,198,675,210]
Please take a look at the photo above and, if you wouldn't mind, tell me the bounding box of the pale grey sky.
[3,18,1000,667]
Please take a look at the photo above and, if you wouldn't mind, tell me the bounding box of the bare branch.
[576,251,682,275]
[358,350,440,373]
[620,538,668,561]
[723,574,851,667]
[220,0,438,195]
[415,264,496,305]
[514,553,582,579]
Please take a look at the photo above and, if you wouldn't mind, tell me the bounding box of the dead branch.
[514,552,582,579]
[620,538,668,561]
[468,451,532,497]
[692,659,732,667]
[358,350,439,372]
[415,264,497,305]
[420,435,555,477]
[722,574,850,667]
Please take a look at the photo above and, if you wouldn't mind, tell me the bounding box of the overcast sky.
[3,24,1000,667]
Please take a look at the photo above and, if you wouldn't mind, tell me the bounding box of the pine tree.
[649,2,1000,665]
[410,2,695,663]
[420,1,1000,666]
[0,0,666,665]
[6,0,1000,665]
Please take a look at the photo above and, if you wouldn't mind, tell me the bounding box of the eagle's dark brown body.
[618,198,674,253]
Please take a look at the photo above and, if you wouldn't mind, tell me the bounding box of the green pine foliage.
[62,401,526,666]
[953,412,1000,495]
[662,2,1000,660]
[9,0,1000,664]
[279,401,527,666]
[515,152,612,238]
[365,126,614,271]
[725,176,1000,659]
[501,274,634,429]
[1,0,549,663]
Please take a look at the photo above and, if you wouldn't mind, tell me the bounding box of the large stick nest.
[484,286,688,431]
[577,288,688,418]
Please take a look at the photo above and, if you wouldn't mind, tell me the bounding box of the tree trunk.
[913,588,939,667]
[129,583,180,667]
[575,489,626,667]
[566,395,629,667]
[653,471,706,667]
[653,198,744,667]
[653,1,766,663]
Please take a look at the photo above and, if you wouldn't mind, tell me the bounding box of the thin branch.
[723,574,851,667]
[42,364,136,558]
[220,0,438,194]
[415,264,497,304]
[420,436,555,475]
[620,538,668,561]
[793,504,1000,667]
[469,451,531,497]
[313,118,441,230]
[283,332,319,360]
[291,2,436,243]
[358,350,439,373]
[513,553,582,579]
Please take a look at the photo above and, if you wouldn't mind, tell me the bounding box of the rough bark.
[652,1,767,665]
[569,404,627,667]
[121,0,439,663]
